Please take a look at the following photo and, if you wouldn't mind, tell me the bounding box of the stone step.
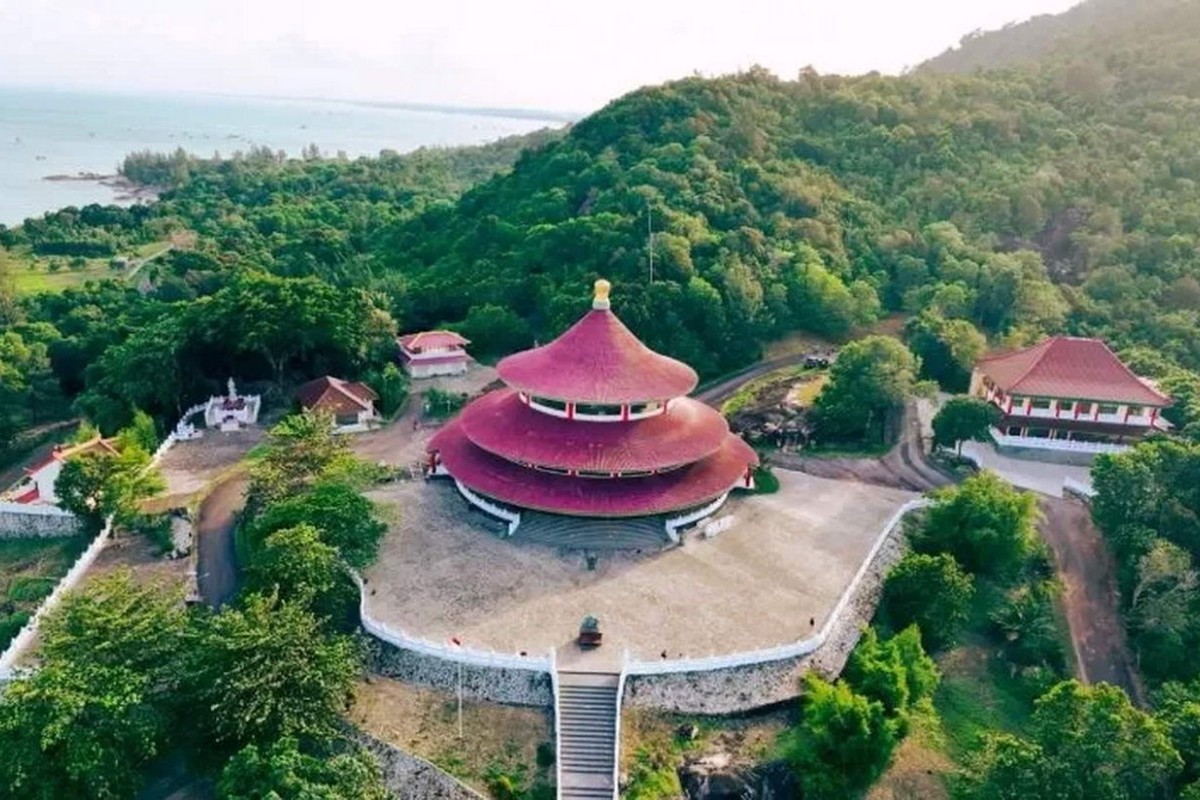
[556,669,621,800]
[516,511,669,551]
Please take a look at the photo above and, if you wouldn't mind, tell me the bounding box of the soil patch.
[1036,496,1143,703]
[352,675,553,796]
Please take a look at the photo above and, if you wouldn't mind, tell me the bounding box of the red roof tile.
[430,419,757,518]
[13,485,40,504]
[296,376,377,414]
[458,389,729,473]
[25,436,118,474]
[497,308,697,404]
[398,330,470,351]
[977,337,1171,406]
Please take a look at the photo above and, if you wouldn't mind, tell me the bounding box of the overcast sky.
[1,0,1082,113]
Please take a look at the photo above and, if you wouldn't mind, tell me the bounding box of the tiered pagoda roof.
[427,280,758,519]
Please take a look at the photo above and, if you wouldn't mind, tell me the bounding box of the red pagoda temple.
[427,280,758,545]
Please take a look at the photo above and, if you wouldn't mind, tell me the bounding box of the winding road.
[194,475,246,608]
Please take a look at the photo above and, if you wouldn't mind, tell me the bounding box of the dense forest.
[5,0,1200,453]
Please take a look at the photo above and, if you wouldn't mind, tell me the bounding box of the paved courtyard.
[960,440,1093,497]
[363,470,916,660]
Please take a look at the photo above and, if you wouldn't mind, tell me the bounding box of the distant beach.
[0,86,567,225]
[41,172,161,205]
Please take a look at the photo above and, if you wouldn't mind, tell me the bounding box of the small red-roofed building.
[425,280,759,545]
[398,330,471,379]
[296,376,380,433]
[4,436,118,507]
[970,336,1172,462]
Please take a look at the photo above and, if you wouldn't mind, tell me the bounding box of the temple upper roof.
[496,280,698,404]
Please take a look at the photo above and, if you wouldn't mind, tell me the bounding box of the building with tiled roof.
[296,376,380,432]
[4,436,118,507]
[969,336,1171,461]
[426,280,758,542]
[398,330,471,378]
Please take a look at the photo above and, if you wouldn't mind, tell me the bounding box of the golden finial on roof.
[593,278,612,310]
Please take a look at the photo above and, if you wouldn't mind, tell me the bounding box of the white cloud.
[0,0,1083,112]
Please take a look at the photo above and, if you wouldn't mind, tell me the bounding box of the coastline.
[39,172,161,205]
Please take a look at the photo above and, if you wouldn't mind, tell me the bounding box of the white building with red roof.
[296,376,379,433]
[3,436,118,507]
[398,330,471,379]
[970,336,1171,461]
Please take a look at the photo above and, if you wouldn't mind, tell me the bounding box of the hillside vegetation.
[3,0,1200,442]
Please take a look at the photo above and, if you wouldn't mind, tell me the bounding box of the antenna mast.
[647,200,654,283]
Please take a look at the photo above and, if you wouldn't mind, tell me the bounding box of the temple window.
[1098,403,1119,415]
[1030,398,1052,410]
[1006,426,1022,436]
[574,403,624,417]
[577,470,613,479]
[1128,405,1144,417]
[531,396,568,412]
[533,464,571,475]
[628,401,664,415]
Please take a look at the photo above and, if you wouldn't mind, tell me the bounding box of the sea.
[0,86,570,226]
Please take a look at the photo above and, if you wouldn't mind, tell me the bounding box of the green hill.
[379,0,1200,375]
[6,0,1200,442]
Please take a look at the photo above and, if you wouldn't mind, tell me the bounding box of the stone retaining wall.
[368,639,552,707]
[0,505,80,538]
[623,531,907,714]
[354,731,485,800]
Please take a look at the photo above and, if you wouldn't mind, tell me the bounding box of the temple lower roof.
[457,388,728,473]
[429,420,758,518]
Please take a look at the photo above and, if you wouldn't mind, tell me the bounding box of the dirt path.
[773,402,953,493]
[694,352,822,407]
[194,475,247,609]
[1038,497,1144,704]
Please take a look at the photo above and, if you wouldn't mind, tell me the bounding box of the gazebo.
[426,280,758,546]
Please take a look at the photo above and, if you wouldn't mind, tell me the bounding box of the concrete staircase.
[556,671,621,800]
[517,512,669,551]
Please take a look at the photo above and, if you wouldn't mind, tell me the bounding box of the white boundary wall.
[0,405,198,682]
[0,519,113,680]
[353,572,550,672]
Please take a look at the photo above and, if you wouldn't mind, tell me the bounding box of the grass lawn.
[3,241,169,296]
[799,439,894,459]
[0,535,89,648]
[352,677,555,798]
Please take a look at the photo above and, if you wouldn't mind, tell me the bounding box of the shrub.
[6,576,57,604]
